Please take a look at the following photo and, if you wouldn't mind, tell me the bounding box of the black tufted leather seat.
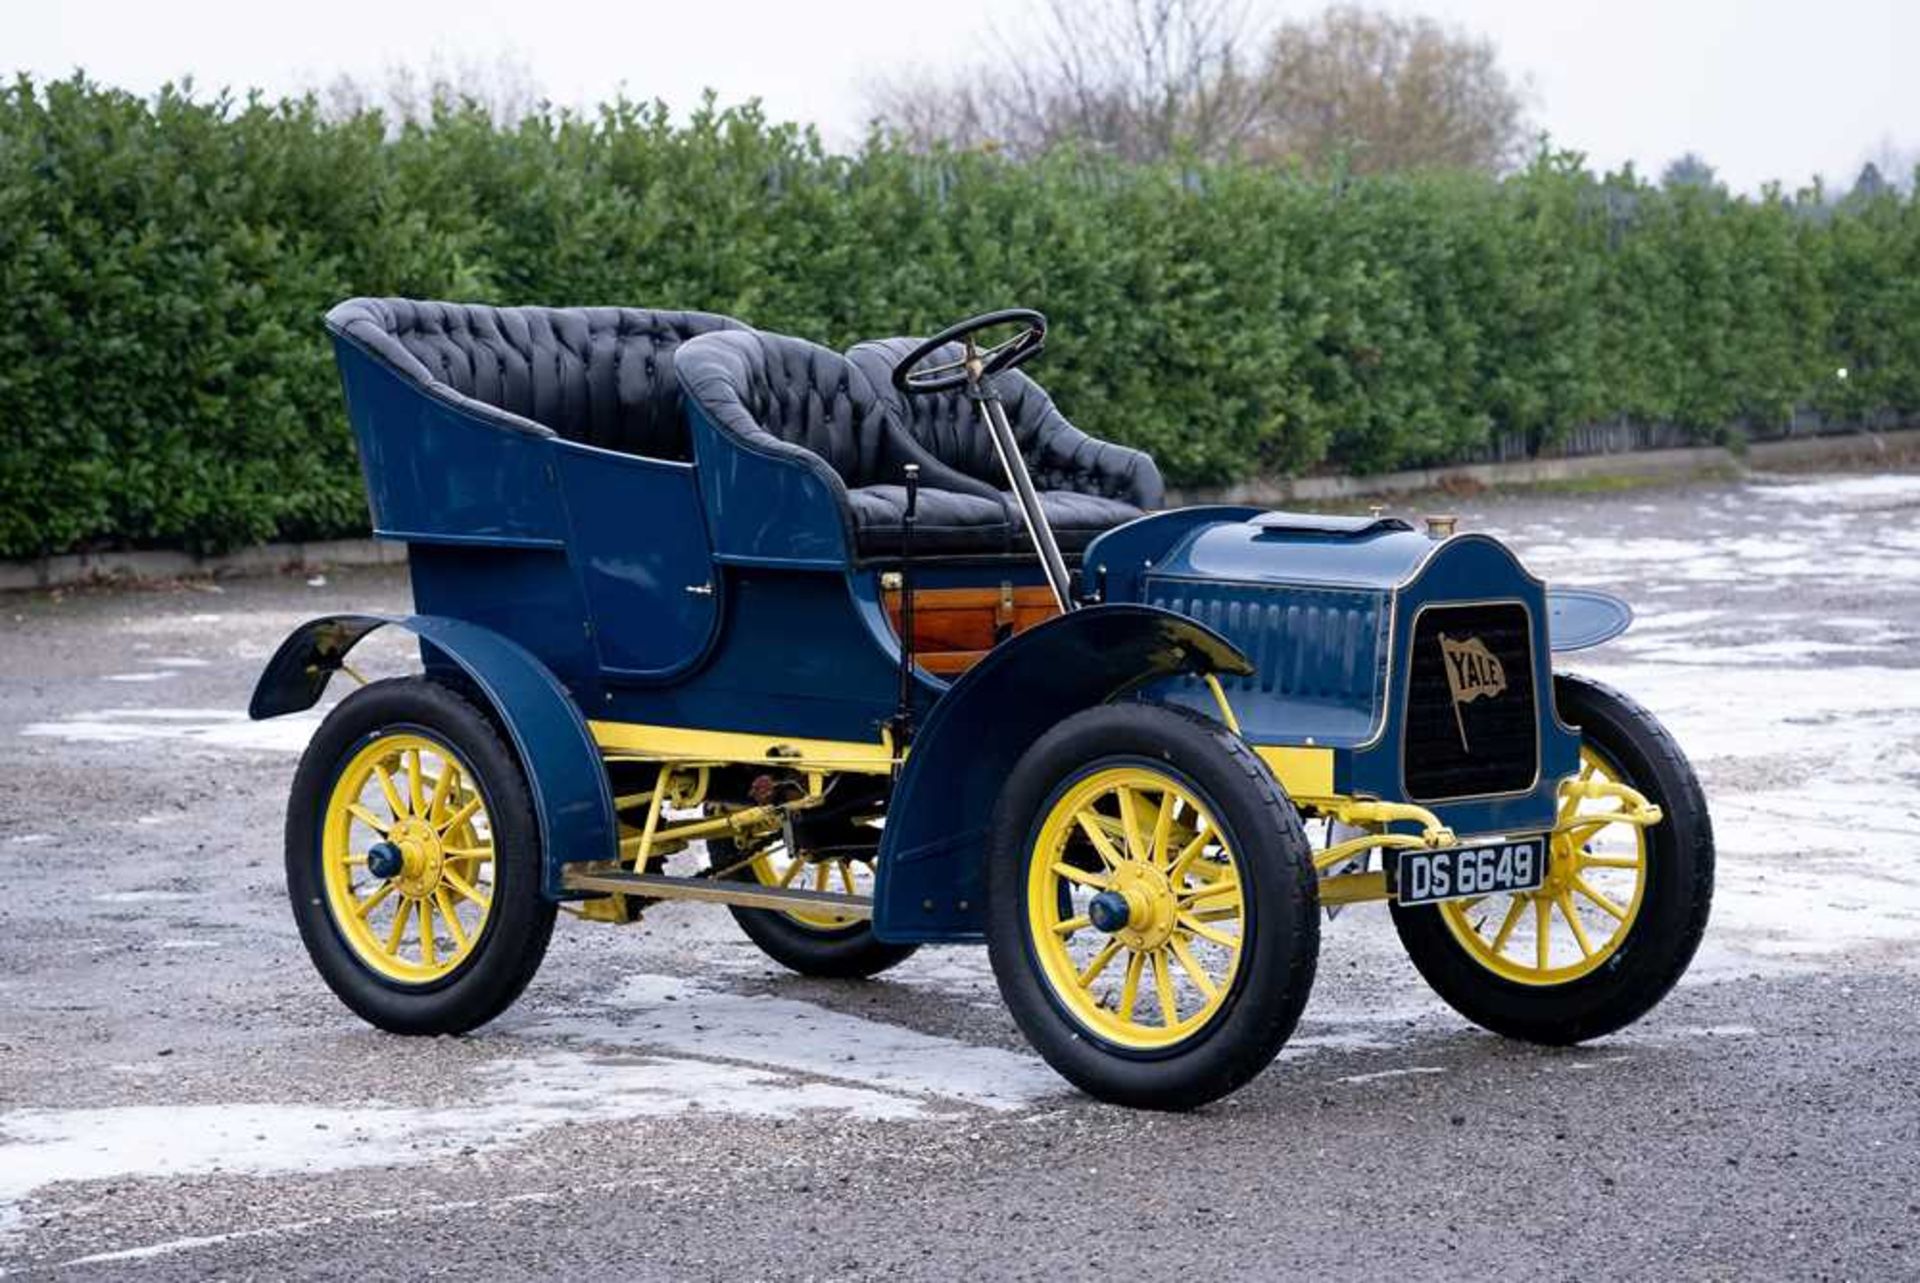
[676,330,1014,557]
[847,337,1164,553]
[325,298,746,460]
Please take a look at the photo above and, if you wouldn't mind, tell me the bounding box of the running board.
[560,868,874,920]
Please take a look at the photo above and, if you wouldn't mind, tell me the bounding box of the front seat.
[675,329,1014,558]
[847,337,1164,553]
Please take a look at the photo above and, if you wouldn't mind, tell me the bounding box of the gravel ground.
[2,469,1918,1281]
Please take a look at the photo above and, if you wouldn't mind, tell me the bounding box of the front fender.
[1547,587,1634,652]
[872,604,1251,943]
[250,613,617,899]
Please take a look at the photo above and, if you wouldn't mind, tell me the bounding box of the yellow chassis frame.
[569,714,1663,923]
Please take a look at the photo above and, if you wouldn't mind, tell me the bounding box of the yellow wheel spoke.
[1168,828,1210,882]
[1150,789,1176,866]
[427,759,456,822]
[346,803,391,836]
[1180,877,1241,906]
[354,880,396,919]
[442,845,493,863]
[1112,785,1144,863]
[814,862,830,893]
[419,899,438,968]
[344,852,369,866]
[1488,896,1527,953]
[775,855,806,887]
[407,749,426,817]
[1533,897,1551,970]
[373,763,408,821]
[1177,911,1240,949]
[438,796,482,837]
[1073,813,1126,871]
[385,897,411,952]
[1117,950,1145,1022]
[1152,950,1178,1027]
[1169,935,1218,1002]
[1053,914,1091,937]
[1077,938,1123,988]
[1557,892,1595,957]
[1574,875,1629,922]
[1050,862,1110,890]
[1561,815,1621,848]
[434,888,469,951]
[1579,854,1640,870]
[838,861,858,896]
[443,868,491,911]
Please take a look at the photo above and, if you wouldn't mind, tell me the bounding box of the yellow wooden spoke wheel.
[745,842,870,931]
[1391,673,1714,1046]
[322,732,497,984]
[987,704,1319,1110]
[712,835,918,979]
[1026,766,1246,1050]
[288,678,555,1035]
[1438,746,1647,986]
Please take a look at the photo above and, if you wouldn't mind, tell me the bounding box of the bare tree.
[864,0,1269,161]
[313,49,545,130]
[866,2,1526,174]
[1251,7,1529,174]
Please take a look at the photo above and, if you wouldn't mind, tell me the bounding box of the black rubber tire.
[1391,673,1714,1044]
[286,677,556,1034]
[712,839,919,979]
[986,703,1320,1110]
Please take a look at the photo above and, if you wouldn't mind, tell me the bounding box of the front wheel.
[286,677,555,1034]
[986,704,1319,1110]
[1391,673,1714,1044]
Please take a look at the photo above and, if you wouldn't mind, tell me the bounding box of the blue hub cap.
[1087,889,1133,934]
[366,841,404,880]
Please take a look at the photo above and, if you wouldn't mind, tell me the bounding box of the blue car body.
[254,301,1614,943]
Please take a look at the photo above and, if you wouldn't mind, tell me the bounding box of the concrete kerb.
[6,427,1917,593]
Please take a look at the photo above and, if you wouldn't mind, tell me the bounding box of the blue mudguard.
[872,604,1253,944]
[1547,587,1634,652]
[250,613,618,899]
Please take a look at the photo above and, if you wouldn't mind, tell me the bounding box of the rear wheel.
[986,704,1319,1110]
[712,837,918,979]
[1391,673,1713,1043]
[286,678,555,1034]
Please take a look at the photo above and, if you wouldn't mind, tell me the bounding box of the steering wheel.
[891,308,1047,396]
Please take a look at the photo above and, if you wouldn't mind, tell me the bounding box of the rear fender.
[872,604,1252,943]
[250,613,617,899]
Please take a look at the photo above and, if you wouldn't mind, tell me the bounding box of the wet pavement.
[2,470,1918,1280]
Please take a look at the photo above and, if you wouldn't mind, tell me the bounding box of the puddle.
[23,708,322,755]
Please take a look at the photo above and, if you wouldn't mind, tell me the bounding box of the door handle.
[685,582,714,596]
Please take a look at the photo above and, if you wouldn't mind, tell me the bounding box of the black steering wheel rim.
[891,308,1047,395]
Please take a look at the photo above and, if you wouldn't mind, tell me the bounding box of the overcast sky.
[8,0,1915,192]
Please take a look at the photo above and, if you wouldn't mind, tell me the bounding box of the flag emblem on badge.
[1438,634,1507,753]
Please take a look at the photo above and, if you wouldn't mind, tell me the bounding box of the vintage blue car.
[254,300,1714,1109]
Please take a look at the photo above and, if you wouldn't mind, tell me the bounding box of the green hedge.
[3,75,1917,558]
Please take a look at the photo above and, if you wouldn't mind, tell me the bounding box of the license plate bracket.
[1390,835,1548,906]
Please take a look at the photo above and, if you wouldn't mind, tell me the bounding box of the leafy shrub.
[2,75,1914,557]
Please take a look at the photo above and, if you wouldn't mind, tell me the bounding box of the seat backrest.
[326,298,746,460]
[676,329,908,488]
[846,337,1164,508]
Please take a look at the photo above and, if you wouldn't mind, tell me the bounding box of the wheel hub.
[386,817,445,899]
[1105,861,1176,951]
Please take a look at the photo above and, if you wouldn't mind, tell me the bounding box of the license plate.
[1391,836,1547,906]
